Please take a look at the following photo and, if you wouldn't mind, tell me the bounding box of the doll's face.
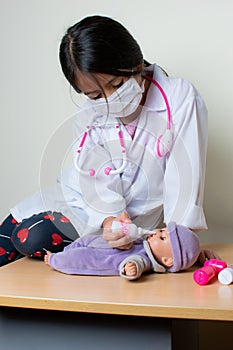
[147,228,173,268]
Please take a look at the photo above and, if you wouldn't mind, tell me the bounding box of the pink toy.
[193,259,227,285]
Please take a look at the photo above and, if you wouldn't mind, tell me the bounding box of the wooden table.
[0,244,233,350]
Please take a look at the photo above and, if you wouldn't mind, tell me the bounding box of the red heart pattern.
[11,217,18,224]
[8,252,16,261]
[52,233,63,246]
[0,247,7,256]
[17,228,29,243]
[44,214,55,221]
[0,213,74,264]
[60,215,70,223]
[34,251,42,257]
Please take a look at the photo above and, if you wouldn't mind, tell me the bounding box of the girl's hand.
[102,211,133,249]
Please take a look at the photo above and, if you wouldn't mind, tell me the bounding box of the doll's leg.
[0,214,22,267]
[44,251,52,265]
[11,211,78,259]
[44,246,117,275]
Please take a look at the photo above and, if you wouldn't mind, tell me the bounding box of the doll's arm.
[124,261,137,277]
[119,255,151,280]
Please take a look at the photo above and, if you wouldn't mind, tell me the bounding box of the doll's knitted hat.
[144,222,201,273]
[167,222,201,272]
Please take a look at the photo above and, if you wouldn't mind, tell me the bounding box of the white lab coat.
[10,64,208,238]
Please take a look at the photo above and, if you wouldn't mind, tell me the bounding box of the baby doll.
[44,222,201,280]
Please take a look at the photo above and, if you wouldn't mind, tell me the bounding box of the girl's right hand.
[102,211,133,250]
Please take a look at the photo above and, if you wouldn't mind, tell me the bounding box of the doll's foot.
[44,251,52,265]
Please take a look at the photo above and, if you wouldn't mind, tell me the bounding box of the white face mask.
[87,77,145,118]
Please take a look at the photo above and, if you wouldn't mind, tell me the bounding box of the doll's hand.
[124,261,137,277]
[102,211,133,250]
[44,251,52,266]
[196,249,221,266]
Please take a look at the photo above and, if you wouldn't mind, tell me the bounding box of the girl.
[0,15,217,266]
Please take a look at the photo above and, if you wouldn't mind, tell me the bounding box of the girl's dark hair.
[59,15,147,92]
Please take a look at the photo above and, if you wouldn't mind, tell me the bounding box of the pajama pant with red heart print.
[0,212,77,267]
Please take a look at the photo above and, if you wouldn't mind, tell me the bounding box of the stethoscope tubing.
[143,75,171,130]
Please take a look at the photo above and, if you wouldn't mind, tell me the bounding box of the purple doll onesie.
[48,222,166,280]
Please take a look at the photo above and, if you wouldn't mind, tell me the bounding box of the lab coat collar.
[143,63,170,112]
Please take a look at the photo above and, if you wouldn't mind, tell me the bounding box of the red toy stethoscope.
[74,76,173,177]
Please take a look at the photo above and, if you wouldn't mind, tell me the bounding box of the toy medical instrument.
[111,220,154,240]
[193,259,227,286]
[218,265,233,285]
[74,76,173,176]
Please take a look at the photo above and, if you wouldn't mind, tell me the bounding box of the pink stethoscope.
[74,76,173,177]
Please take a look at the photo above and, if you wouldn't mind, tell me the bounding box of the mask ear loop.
[104,125,127,175]
[74,126,96,176]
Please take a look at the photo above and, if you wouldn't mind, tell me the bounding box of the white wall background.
[0,0,232,243]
